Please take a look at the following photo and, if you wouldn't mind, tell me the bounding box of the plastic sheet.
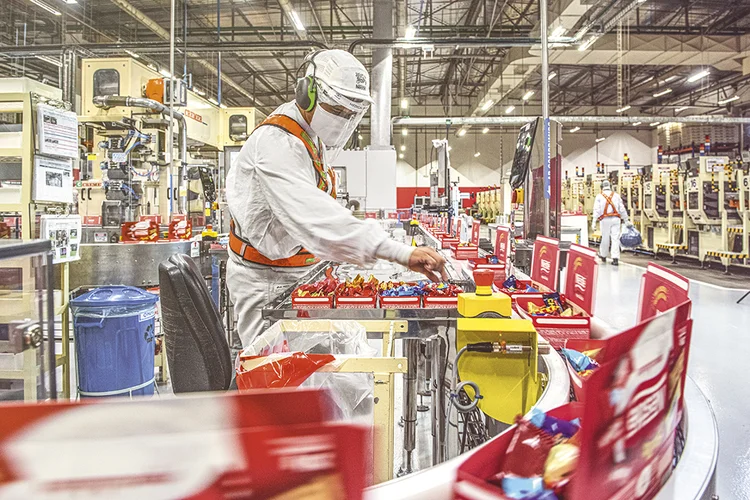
[237,320,376,424]
[620,225,642,248]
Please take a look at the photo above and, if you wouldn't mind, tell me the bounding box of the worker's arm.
[591,195,603,223]
[252,130,419,269]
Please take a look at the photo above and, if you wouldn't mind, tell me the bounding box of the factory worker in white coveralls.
[226,49,448,349]
[592,180,631,266]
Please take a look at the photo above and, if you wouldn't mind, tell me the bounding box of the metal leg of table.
[398,338,419,476]
[430,334,448,465]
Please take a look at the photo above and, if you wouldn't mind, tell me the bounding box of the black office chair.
[159,253,233,393]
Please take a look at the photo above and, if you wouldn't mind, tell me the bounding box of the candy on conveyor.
[291,278,339,297]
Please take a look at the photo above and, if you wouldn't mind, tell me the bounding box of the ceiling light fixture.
[194,88,206,96]
[664,75,677,83]
[289,10,306,31]
[548,71,557,81]
[399,153,405,159]
[405,25,417,40]
[29,0,61,15]
[400,98,409,109]
[569,126,580,133]
[550,26,567,38]
[653,88,673,97]
[687,69,710,83]
[649,122,660,127]
[208,98,219,106]
[35,55,62,67]
[458,128,467,137]
[595,137,606,143]
[159,68,172,78]
[124,49,140,59]
[481,100,495,111]
[675,106,689,112]
[505,105,515,114]
[718,95,740,105]
[522,90,535,101]
[358,134,363,141]
[616,105,631,113]
[578,37,597,51]
[482,127,489,134]
[474,152,481,158]
[62,0,78,3]
[400,144,406,151]
[632,121,642,126]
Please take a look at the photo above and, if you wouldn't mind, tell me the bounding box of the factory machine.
[69,56,255,288]
[78,57,254,241]
[619,168,646,235]
[684,156,740,267]
[642,162,686,255]
[736,162,750,258]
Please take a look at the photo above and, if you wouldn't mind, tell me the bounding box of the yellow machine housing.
[455,279,540,424]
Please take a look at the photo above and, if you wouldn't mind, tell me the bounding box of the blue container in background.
[71,286,158,398]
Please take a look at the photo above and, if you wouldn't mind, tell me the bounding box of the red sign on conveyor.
[637,262,690,322]
[530,235,560,291]
[494,225,511,266]
[564,243,598,315]
[470,221,480,246]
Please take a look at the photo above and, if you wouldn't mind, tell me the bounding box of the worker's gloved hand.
[625,221,633,228]
[408,247,450,282]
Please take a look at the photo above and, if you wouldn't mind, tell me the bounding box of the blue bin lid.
[71,286,158,308]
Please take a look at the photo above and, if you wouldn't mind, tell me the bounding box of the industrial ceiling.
[2,0,750,122]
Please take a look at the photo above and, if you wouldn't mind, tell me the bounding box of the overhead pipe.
[392,115,750,126]
[0,41,327,57]
[370,0,394,148]
[348,37,543,53]
[93,95,189,214]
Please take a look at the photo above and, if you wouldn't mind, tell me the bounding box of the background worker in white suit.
[592,180,631,266]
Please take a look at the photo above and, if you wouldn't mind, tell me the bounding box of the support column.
[371,0,394,148]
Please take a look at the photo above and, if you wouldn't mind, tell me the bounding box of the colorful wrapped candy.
[528,408,580,439]
[543,443,579,490]
[292,278,339,298]
[560,348,599,374]
[379,282,426,297]
[422,282,463,297]
[335,275,379,297]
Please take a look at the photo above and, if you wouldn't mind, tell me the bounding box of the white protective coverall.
[592,188,629,260]
[226,101,414,349]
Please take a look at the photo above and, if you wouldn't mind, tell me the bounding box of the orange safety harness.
[597,192,621,221]
[229,114,337,267]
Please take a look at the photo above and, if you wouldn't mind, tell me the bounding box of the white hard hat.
[601,180,611,190]
[307,49,374,105]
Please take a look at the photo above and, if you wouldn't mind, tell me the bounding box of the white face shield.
[310,81,369,162]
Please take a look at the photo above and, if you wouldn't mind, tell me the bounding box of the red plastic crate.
[514,295,591,349]
[379,296,422,309]
[441,237,460,249]
[335,296,377,309]
[563,338,608,402]
[291,295,333,309]
[452,245,479,260]
[423,296,458,308]
[467,259,507,282]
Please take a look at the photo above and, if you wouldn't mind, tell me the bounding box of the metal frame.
[270,318,409,484]
[0,92,71,400]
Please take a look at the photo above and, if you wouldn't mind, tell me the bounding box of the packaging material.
[237,320,377,423]
[121,220,159,242]
[0,390,367,499]
[620,225,642,248]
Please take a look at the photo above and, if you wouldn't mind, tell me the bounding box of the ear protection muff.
[295,51,321,112]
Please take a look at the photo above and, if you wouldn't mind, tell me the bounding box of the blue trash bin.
[71,286,159,398]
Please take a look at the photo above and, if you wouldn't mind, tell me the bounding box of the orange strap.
[255,115,337,198]
[598,192,621,221]
[229,114,337,268]
[229,220,318,268]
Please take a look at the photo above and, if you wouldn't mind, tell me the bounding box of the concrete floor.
[594,259,750,500]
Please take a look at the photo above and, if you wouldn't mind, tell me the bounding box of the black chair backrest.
[159,253,232,392]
